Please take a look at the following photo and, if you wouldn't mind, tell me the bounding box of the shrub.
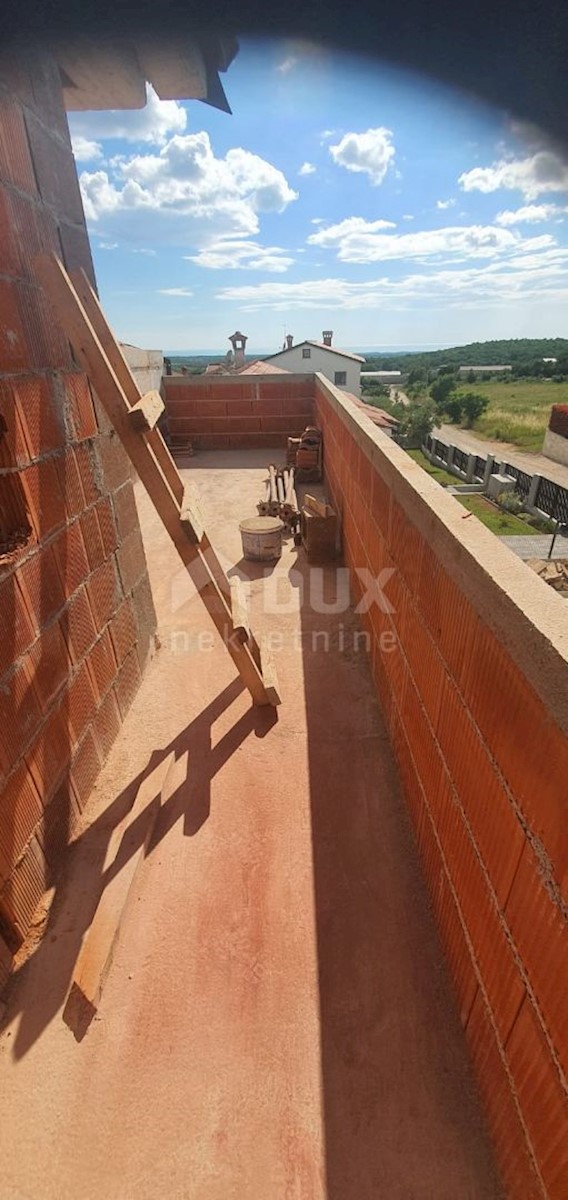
[461,391,489,428]
[497,491,523,514]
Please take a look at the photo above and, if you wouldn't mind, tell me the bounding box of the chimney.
[229,330,248,370]
[322,330,333,346]
[286,334,293,349]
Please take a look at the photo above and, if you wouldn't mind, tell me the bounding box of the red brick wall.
[315,378,568,1199]
[163,374,315,449]
[0,51,155,980]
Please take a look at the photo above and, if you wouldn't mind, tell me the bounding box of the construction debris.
[258,465,298,530]
[300,496,337,563]
[287,426,323,482]
[526,558,568,597]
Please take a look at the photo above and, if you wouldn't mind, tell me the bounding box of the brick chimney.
[322,330,333,346]
[229,330,247,370]
[286,334,293,349]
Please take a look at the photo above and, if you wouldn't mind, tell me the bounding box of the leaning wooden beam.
[38,254,272,706]
[70,267,184,507]
[72,268,230,614]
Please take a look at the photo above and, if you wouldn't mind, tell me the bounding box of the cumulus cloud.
[185,239,294,272]
[459,150,568,200]
[79,131,298,252]
[299,162,316,176]
[68,84,187,147]
[71,135,103,163]
[436,198,456,210]
[216,246,568,311]
[307,217,545,262]
[329,128,395,187]
[495,203,568,225]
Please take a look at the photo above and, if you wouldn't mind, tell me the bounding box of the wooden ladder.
[35,253,280,708]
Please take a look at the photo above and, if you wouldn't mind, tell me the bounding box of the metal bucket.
[239,516,284,562]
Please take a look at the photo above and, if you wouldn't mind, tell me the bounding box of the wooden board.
[260,636,282,706]
[180,481,205,544]
[230,576,250,643]
[128,390,165,432]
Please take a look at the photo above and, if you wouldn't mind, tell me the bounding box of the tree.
[442,395,464,423]
[430,373,457,407]
[466,369,477,383]
[398,399,436,444]
[460,392,489,428]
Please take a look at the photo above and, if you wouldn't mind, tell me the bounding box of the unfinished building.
[0,37,566,1200]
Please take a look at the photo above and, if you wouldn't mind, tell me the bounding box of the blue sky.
[68,39,568,354]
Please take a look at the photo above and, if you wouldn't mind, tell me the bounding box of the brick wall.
[0,50,155,981]
[163,374,315,449]
[315,376,568,1199]
[549,405,568,439]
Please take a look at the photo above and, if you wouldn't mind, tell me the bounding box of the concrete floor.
[0,450,500,1199]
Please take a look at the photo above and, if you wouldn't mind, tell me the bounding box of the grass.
[455,495,538,535]
[454,378,568,452]
[406,448,457,486]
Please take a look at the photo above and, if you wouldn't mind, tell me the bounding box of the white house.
[266,332,365,397]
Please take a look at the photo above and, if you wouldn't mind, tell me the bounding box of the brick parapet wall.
[163,374,315,449]
[315,374,568,1199]
[0,51,155,977]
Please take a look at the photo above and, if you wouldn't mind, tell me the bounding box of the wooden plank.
[260,636,282,706]
[230,576,250,643]
[70,268,184,506]
[304,493,327,518]
[63,753,174,1039]
[180,481,205,544]
[38,255,272,706]
[128,390,165,432]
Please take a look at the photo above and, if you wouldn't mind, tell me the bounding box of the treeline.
[365,338,568,374]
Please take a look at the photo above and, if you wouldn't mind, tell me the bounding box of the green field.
[455,379,568,452]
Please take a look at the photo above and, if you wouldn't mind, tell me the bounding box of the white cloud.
[277,55,298,74]
[216,246,568,311]
[495,203,568,225]
[329,127,395,187]
[459,150,568,200]
[131,248,156,256]
[68,84,187,147]
[185,239,294,272]
[307,217,545,263]
[98,241,118,250]
[71,135,103,163]
[158,288,194,296]
[436,198,456,210]
[402,214,414,221]
[320,130,336,141]
[299,162,316,176]
[79,131,297,251]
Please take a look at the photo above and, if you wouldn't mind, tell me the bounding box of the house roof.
[353,397,400,428]
[266,340,365,364]
[238,360,290,375]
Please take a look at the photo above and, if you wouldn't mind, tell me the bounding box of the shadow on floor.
[2,678,277,1060]
[295,549,500,1198]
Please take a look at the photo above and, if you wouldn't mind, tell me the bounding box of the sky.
[68,38,568,354]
